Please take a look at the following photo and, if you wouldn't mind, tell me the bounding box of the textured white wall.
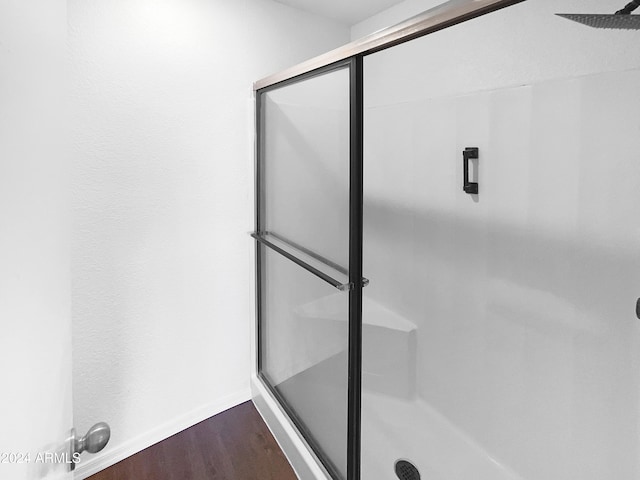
[0,2,70,480]
[68,0,348,476]
[351,0,442,40]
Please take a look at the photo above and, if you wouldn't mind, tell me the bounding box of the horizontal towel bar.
[251,232,369,291]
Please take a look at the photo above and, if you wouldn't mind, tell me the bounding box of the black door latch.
[463,147,479,195]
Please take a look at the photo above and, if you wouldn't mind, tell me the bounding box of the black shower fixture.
[616,0,640,14]
[556,0,640,29]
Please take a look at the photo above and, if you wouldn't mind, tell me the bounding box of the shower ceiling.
[273,0,410,25]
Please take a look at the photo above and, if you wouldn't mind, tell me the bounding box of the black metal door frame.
[254,55,364,480]
[346,54,363,480]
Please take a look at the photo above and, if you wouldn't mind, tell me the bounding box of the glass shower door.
[255,61,357,480]
[361,3,640,479]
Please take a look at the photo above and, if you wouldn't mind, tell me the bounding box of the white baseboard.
[251,375,330,480]
[73,388,252,480]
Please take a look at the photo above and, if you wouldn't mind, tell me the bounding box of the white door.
[0,1,73,479]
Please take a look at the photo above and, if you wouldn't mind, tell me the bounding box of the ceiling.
[273,0,407,25]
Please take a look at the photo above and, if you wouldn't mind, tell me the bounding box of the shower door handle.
[463,147,478,194]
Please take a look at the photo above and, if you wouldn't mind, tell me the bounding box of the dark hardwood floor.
[87,401,298,480]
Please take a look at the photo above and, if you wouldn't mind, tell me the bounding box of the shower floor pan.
[273,356,525,480]
[361,392,525,480]
[268,295,525,480]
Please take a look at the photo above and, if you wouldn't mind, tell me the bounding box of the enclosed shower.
[251,1,640,479]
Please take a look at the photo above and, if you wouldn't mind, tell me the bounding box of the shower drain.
[395,459,420,480]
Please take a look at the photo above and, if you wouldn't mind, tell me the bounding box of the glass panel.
[253,232,350,290]
[362,2,640,480]
[260,245,349,479]
[261,66,350,269]
[258,62,352,479]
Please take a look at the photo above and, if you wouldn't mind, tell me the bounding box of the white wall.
[0,2,70,480]
[68,0,349,477]
[352,0,640,41]
[351,0,442,40]
[359,1,640,479]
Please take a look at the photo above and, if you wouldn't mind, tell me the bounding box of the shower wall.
[362,2,640,479]
[360,0,639,92]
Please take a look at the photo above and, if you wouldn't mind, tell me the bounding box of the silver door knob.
[69,422,110,470]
